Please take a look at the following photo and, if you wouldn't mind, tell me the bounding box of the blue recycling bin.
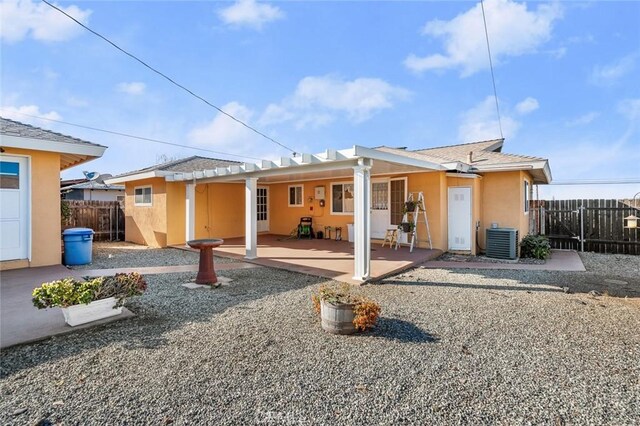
[63,228,94,265]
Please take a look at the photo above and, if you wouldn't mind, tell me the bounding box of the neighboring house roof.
[107,156,242,184]
[61,181,124,191]
[0,117,107,169]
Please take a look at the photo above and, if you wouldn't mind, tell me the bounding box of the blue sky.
[1,0,639,198]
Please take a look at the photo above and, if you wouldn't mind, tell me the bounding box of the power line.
[480,0,504,140]
[0,109,264,161]
[40,0,297,156]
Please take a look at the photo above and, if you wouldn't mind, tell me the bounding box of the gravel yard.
[71,241,238,270]
[1,250,638,424]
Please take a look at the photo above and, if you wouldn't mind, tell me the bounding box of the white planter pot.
[61,297,123,326]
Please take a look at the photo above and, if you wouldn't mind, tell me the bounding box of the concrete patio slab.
[420,249,586,272]
[0,265,134,349]
[175,234,442,284]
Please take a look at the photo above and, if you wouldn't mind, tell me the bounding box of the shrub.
[60,200,71,225]
[32,273,147,309]
[311,284,381,331]
[520,234,551,259]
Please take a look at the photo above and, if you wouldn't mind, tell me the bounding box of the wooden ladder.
[401,191,432,252]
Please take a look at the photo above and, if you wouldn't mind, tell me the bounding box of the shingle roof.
[413,138,546,165]
[112,155,241,179]
[0,117,106,148]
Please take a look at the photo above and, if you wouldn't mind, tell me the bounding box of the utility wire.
[480,0,504,140]
[40,0,297,156]
[0,109,264,161]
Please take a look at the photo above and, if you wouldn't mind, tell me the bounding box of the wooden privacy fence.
[530,199,639,255]
[63,200,124,241]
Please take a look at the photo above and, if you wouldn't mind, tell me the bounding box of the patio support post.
[352,159,372,281]
[245,177,258,259]
[185,182,196,243]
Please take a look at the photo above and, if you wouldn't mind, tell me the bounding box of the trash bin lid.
[62,227,95,236]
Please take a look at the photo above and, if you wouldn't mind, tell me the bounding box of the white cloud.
[617,98,640,121]
[458,96,521,142]
[188,102,265,154]
[259,75,410,128]
[0,0,91,43]
[117,82,146,95]
[590,53,637,86]
[565,111,599,127]
[217,0,283,30]
[405,0,563,76]
[1,105,62,123]
[515,97,539,115]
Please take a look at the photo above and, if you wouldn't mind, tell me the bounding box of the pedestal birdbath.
[187,238,224,286]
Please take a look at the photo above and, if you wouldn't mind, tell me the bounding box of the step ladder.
[400,191,432,252]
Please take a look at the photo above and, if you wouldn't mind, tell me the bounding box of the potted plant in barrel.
[32,272,147,326]
[311,284,381,335]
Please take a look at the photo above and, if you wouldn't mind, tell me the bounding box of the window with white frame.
[331,182,354,214]
[134,185,152,206]
[524,180,530,213]
[288,185,303,207]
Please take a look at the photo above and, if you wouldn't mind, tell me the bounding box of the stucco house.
[0,117,106,270]
[107,139,551,281]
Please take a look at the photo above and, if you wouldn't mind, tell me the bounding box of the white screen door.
[0,156,29,261]
[370,180,389,239]
[448,187,471,251]
[257,186,269,232]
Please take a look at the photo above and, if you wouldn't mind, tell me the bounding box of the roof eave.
[472,159,552,184]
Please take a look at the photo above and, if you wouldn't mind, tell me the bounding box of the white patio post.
[352,159,372,281]
[245,177,258,259]
[185,182,196,243]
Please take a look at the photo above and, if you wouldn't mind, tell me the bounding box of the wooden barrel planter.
[320,300,356,335]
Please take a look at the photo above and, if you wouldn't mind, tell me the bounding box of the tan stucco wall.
[166,182,186,246]
[124,178,167,247]
[480,171,531,249]
[0,148,61,269]
[193,183,245,240]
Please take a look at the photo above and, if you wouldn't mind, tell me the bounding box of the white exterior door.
[448,187,471,251]
[0,156,29,261]
[257,186,269,232]
[370,180,389,239]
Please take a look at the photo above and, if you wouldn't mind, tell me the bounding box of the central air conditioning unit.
[486,228,519,260]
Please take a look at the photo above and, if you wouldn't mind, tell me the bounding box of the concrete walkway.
[0,265,135,349]
[421,250,586,272]
[1,261,260,349]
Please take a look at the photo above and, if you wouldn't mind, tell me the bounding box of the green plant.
[60,200,71,225]
[520,234,551,259]
[399,222,415,233]
[311,284,381,331]
[32,273,147,309]
[403,200,417,213]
